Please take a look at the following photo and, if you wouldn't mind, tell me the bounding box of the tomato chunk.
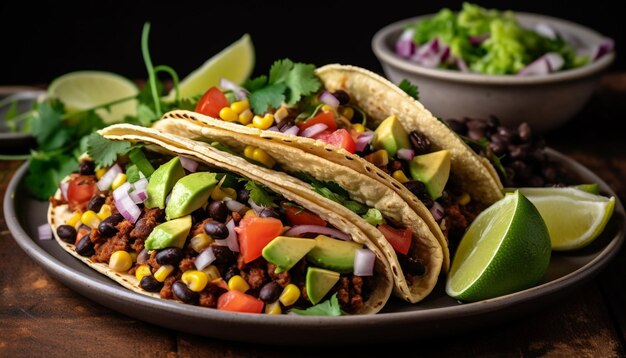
[67,175,97,209]
[298,111,337,132]
[217,290,264,314]
[235,216,283,263]
[378,224,412,255]
[195,87,229,118]
[316,129,356,153]
[282,203,327,227]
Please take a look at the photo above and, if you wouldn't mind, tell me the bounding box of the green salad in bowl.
[395,2,614,75]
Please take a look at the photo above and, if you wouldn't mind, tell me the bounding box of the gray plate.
[0,90,42,154]
[4,149,624,345]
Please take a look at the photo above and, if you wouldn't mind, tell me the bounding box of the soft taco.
[153,63,504,271]
[48,128,396,315]
[100,124,443,304]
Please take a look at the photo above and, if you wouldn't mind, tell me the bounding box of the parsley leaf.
[86,133,132,167]
[291,293,343,316]
[399,79,419,100]
[245,180,276,207]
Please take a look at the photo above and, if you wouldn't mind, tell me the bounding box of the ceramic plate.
[4,149,624,345]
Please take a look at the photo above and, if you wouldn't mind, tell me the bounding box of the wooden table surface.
[1,75,626,357]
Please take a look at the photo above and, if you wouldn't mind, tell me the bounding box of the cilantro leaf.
[245,181,276,207]
[399,79,419,100]
[248,82,286,114]
[86,133,132,167]
[269,59,294,84]
[30,102,63,147]
[243,75,268,92]
[125,164,141,183]
[285,62,320,105]
[291,293,343,316]
[26,154,78,200]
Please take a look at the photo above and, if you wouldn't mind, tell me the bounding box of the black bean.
[155,248,184,266]
[508,144,528,160]
[76,235,95,256]
[210,245,236,265]
[486,116,500,129]
[408,131,431,154]
[223,266,240,282]
[527,175,545,187]
[332,90,351,105]
[445,119,467,134]
[98,221,117,238]
[204,221,228,239]
[207,201,228,222]
[259,281,282,303]
[404,180,433,207]
[399,256,426,276]
[172,281,199,304]
[510,160,531,180]
[140,276,163,292]
[79,160,95,175]
[56,225,77,244]
[237,189,250,203]
[518,122,532,142]
[87,195,105,213]
[277,117,295,132]
[191,208,207,223]
[258,207,280,219]
[542,166,558,182]
[488,142,506,156]
[137,248,150,264]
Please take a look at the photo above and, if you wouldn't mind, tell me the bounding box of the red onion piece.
[194,247,216,271]
[593,38,615,61]
[544,52,564,72]
[411,38,448,68]
[456,57,469,72]
[301,123,328,138]
[469,33,490,45]
[220,77,248,100]
[133,178,149,191]
[179,155,199,173]
[353,248,375,276]
[518,56,551,76]
[284,225,351,241]
[319,91,340,109]
[430,201,445,222]
[225,219,240,252]
[60,182,69,201]
[283,125,300,136]
[225,199,246,212]
[355,131,375,153]
[38,223,52,241]
[113,182,132,201]
[267,125,280,132]
[248,199,265,214]
[129,188,148,204]
[115,195,141,223]
[397,148,415,161]
[395,29,416,58]
[534,23,557,40]
[97,164,122,191]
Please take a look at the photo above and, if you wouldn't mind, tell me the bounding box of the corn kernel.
[252,148,276,168]
[210,186,237,201]
[230,100,249,114]
[81,210,101,229]
[97,204,112,220]
[201,265,221,281]
[243,145,255,159]
[457,192,471,206]
[219,107,238,122]
[321,104,334,113]
[66,211,83,227]
[265,301,282,315]
[228,275,250,293]
[243,209,257,219]
[252,114,274,130]
[95,168,107,180]
[154,264,174,282]
[340,107,354,120]
[274,107,289,122]
[279,284,301,306]
[238,109,253,125]
[111,173,127,190]
[182,270,210,292]
[129,251,138,263]
[135,264,152,281]
[190,233,214,253]
[352,123,365,133]
[109,251,133,272]
[392,170,410,184]
[364,150,389,167]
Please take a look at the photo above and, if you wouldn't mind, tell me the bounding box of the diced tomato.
[316,129,356,154]
[235,216,283,263]
[298,111,337,132]
[67,175,97,209]
[311,130,332,141]
[217,290,264,314]
[195,86,229,118]
[282,202,327,227]
[378,224,412,255]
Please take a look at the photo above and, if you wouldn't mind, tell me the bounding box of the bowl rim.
[372,12,615,85]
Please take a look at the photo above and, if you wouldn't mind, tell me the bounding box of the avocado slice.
[165,172,218,220]
[306,267,340,305]
[262,236,317,273]
[144,215,192,250]
[144,157,185,209]
[306,235,363,274]
[409,150,451,200]
[372,115,411,157]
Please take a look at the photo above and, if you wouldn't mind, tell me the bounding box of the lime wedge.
[446,191,551,302]
[171,34,254,100]
[47,71,139,123]
[518,187,615,251]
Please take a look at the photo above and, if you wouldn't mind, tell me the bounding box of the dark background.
[0,1,622,85]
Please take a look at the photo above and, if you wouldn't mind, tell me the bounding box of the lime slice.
[518,187,615,251]
[171,34,254,100]
[446,191,551,302]
[48,71,138,123]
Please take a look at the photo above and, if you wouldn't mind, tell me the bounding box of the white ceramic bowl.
[372,13,615,132]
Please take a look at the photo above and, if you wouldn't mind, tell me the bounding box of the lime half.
[48,71,138,123]
[171,34,254,100]
[518,187,615,251]
[446,191,551,302]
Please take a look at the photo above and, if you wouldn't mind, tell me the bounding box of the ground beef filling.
[442,200,484,254]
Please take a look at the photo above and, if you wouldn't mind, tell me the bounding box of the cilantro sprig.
[291,293,343,316]
[243,59,321,113]
[399,79,419,100]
